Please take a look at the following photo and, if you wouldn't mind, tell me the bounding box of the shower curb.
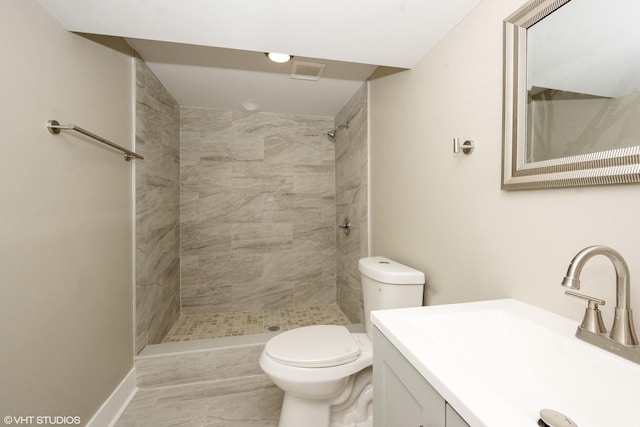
[135,341,266,389]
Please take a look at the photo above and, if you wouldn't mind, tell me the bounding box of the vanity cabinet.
[373,327,470,427]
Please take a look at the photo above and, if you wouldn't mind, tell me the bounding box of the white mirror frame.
[501,0,640,190]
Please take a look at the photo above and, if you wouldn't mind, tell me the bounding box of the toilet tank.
[359,256,425,337]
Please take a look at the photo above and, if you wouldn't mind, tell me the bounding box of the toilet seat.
[264,325,361,368]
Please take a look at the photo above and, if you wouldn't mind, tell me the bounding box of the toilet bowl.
[260,257,425,427]
[260,326,373,427]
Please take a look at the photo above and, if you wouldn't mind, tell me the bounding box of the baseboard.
[85,367,138,427]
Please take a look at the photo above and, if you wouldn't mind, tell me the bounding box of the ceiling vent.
[290,60,325,81]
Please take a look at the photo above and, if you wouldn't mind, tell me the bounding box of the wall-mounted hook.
[453,138,475,155]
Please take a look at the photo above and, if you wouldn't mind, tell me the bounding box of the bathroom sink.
[371,299,640,427]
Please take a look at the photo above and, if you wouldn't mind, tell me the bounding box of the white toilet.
[259,256,425,427]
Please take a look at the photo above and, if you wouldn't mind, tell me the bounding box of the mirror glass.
[502,0,640,190]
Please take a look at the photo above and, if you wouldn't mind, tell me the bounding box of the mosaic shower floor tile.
[162,304,351,342]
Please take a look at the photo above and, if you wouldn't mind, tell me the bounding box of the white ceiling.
[36,0,481,116]
[528,0,640,99]
[125,38,377,116]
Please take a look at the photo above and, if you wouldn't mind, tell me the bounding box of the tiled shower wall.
[134,55,181,353]
[335,83,369,324]
[179,108,336,315]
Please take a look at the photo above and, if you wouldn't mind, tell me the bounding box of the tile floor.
[115,376,283,427]
[116,304,353,426]
[162,303,351,342]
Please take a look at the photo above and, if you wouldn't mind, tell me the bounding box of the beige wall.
[528,91,640,161]
[369,0,640,327]
[0,0,134,423]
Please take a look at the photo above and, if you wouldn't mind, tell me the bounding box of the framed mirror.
[502,0,640,190]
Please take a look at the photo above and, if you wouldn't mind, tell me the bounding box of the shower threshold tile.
[162,304,350,342]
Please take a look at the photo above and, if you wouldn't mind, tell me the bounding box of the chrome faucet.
[562,245,640,364]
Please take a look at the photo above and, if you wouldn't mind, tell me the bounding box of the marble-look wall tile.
[335,83,370,324]
[135,54,181,353]
[180,107,336,314]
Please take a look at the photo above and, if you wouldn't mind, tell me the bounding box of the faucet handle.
[564,290,607,334]
[564,290,605,307]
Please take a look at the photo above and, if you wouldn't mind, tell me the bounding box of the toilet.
[259,256,425,427]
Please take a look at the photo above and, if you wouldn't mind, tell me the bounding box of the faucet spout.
[562,245,638,345]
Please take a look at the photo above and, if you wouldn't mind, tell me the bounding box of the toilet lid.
[264,325,361,368]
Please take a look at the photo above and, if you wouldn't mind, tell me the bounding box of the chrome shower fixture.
[326,121,351,141]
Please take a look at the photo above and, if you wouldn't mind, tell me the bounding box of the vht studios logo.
[3,416,81,425]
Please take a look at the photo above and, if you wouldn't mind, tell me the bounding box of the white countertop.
[371,299,640,427]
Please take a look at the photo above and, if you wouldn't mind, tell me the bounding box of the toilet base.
[330,368,373,427]
[277,367,373,427]
[278,394,332,427]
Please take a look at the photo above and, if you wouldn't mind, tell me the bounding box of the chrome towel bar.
[47,120,143,161]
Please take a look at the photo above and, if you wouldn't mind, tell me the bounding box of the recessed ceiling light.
[266,52,293,63]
